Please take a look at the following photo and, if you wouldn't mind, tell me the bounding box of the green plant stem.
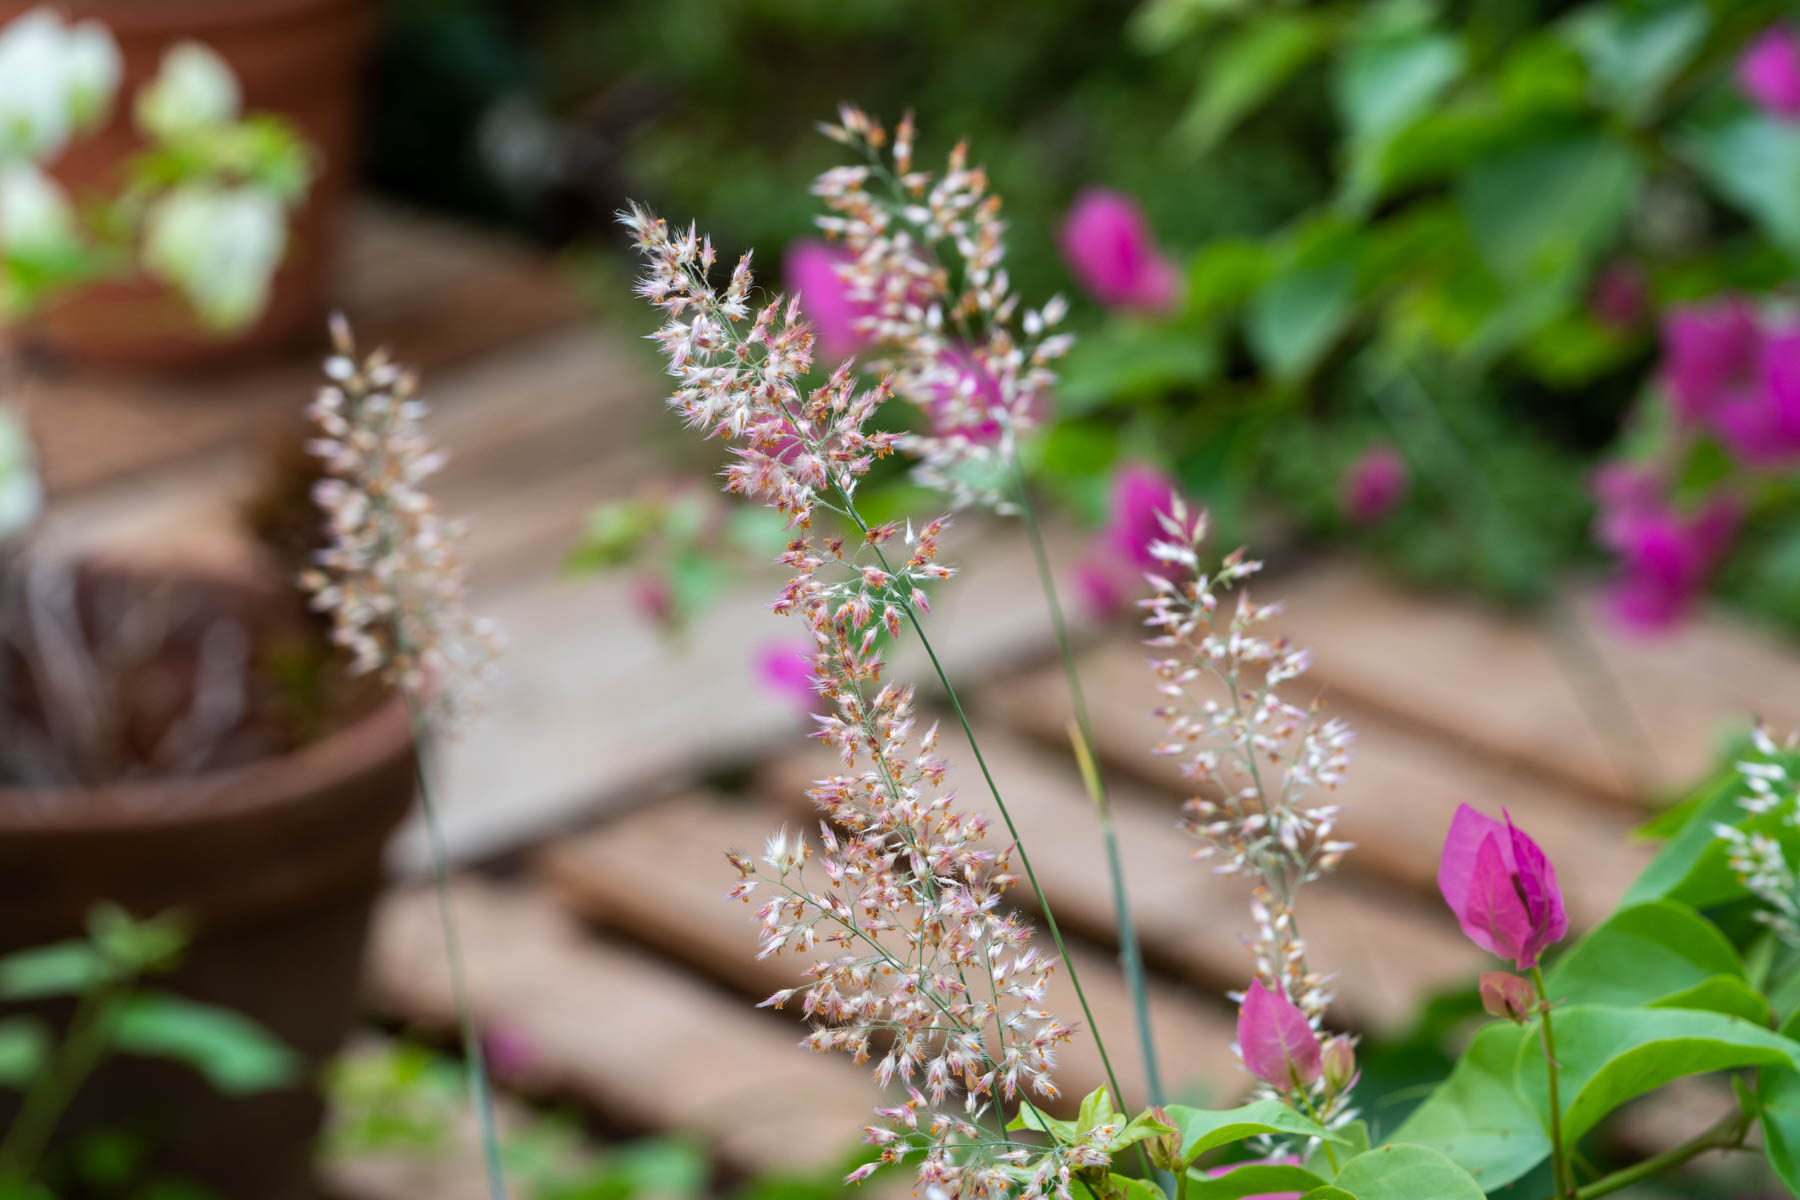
[1296,1089,1340,1174]
[1012,460,1164,1112]
[838,487,1140,1168]
[1174,1162,1190,1200]
[410,742,509,1200]
[1534,1107,1751,1200]
[1530,967,1572,1200]
[0,980,120,1181]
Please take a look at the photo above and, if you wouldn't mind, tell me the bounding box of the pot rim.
[0,558,415,834]
[8,0,368,37]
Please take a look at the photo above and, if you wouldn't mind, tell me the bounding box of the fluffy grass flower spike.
[1139,499,1357,1136]
[301,316,507,1200]
[624,203,1131,1199]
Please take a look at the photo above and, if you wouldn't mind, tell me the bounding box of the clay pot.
[0,562,415,1199]
[6,0,371,371]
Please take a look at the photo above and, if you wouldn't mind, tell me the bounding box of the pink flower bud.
[1438,805,1568,970]
[1320,1035,1358,1093]
[1237,979,1321,1090]
[1740,25,1800,120]
[1101,462,1180,570]
[1145,1106,1182,1173]
[1479,971,1538,1024]
[1058,188,1180,313]
[1340,446,1409,524]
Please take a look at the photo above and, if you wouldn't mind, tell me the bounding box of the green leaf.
[1624,765,1761,906]
[1178,15,1330,152]
[1188,1162,1326,1199]
[1649,975,1771,1025]
[1245,226,1358,382]
[0,1016,48,1087]
[1336,31,1464,145]
[1545,900,1742,1009]
[1681,112,1800,259]
[1760,1008,1800,1193]
[1518,1004,1800,1150]
[113,992,297,1094]
[1165,1100,1341,1166]
[1184,239,1269,320]
[1298,1190,1355,1200]
[1009,1100,1078,1143]
[1056,326,1221,414]
[1325,1144,1487,1199]
[0,939,113,1000]
[1389,1022,1547,1190]
[1563,3,1709,122]
[1458,133,1640,285]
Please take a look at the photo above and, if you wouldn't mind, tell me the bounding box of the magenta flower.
[1200,1156,1305,1200]
[1059,188,1179,313]
[1438,805,1568,970]
[785,239,865,360]
[1102,462,1180,571]
[1660,297,1761,427]
[1340,446,1409,524]
[1237,979,1321,1090]
[1071,559,1126,620]
[754,640,817,710]
[1600,494,1738,632]
[922,348,1011,443]
[1712,327,1800,466]
[1740,25,1800,120]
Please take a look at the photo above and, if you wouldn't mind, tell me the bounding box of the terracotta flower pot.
[0,562,415,1200]
[6,0,371,371]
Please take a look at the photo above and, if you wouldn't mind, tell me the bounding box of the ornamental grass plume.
[1715,726,1800,946]
[300,315,507,1200]
[1138,499,1358,1133]
[301,314,501,731]
[811,106,1074,511]
[622,203,1118,1200]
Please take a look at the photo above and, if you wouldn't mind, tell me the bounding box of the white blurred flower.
[0,8,120,162]
[0,162,76,253]
[135,41,239,141]
[0,407,41,539]
[141,183,286,329]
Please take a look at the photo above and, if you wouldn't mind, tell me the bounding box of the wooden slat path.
[975,638,1654,930]
[363,881,879,1175]
[1273,561,1800,805]
[537,792,1246,1111]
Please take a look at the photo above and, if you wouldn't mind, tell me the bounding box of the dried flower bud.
[1480,971,1539,1024]
[1320,1035,1358,1093]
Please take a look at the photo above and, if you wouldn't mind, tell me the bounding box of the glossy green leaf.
[1165,1100,1341,1165]
[1298,1190,1355,1200]
[1545,900,1742,1009]
[1682,112,1800,259]
[1458,133,1640,284]
[0,939,113,1000]
[1650,975,1771,1025]
[113,992,297,1094]
[1188,1162,1326,1199]
[1388,1022,1547,1190]
[1178,14,1330,151]
[1518,1004,1800,1149]
[1563,3,1709,121]
[0,1015,48,1087]
[1759,1008,1800,1193]
[1326,1144,1487,1199]
[1336,31,1464,144]
[1246,228,1358,382]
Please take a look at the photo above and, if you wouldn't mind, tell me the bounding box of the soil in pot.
[0,558,415,1200]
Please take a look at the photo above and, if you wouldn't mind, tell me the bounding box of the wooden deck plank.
[1273,561,1800,804]
[537,793,1246,1111]
[976,640,1652,931]
[757,726,1484,1036]
[363,880,877,1175]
